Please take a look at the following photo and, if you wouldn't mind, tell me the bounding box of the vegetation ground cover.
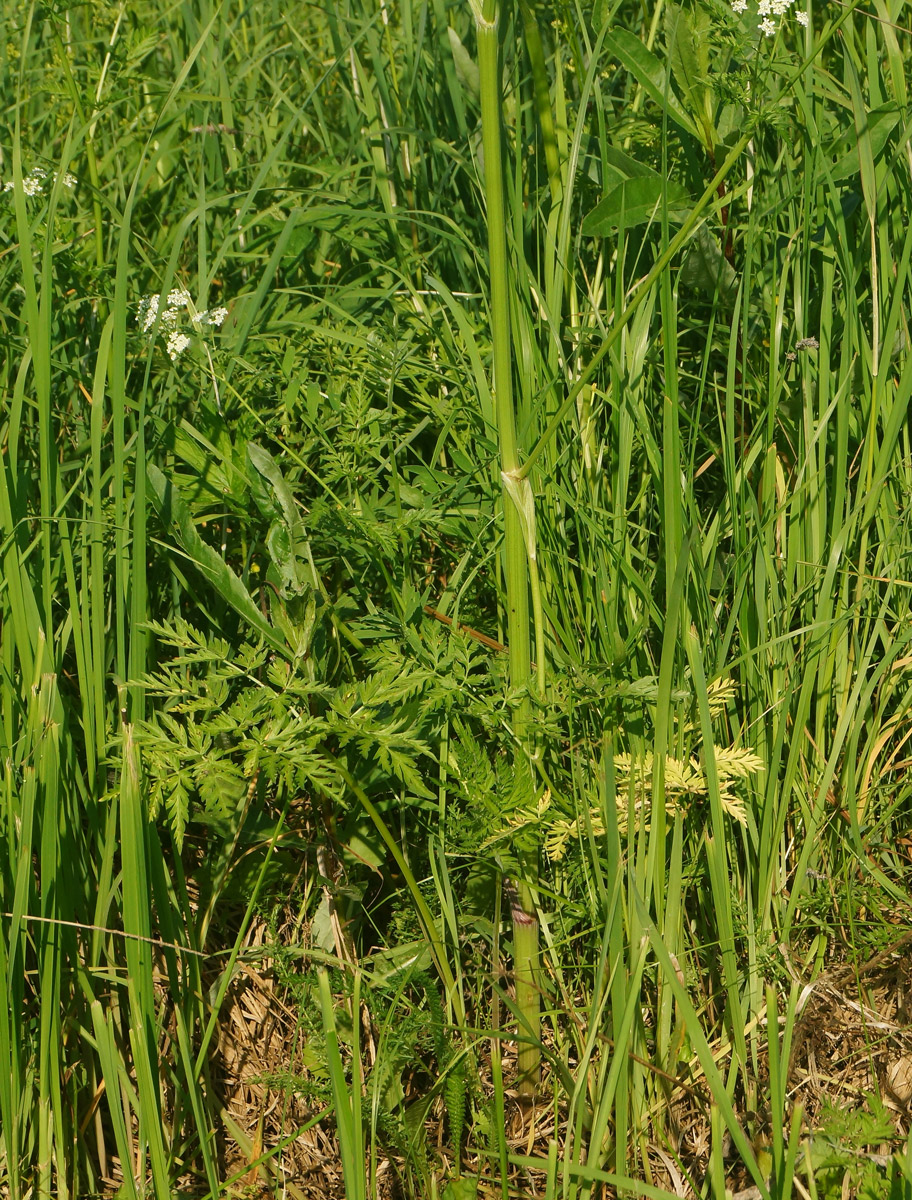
[3,0,912,1197]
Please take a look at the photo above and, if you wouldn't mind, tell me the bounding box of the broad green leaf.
[447,26,479,101]
[266,522,304,593]
[343,812,387,870]
[679,223,738,303]
[311,894,339,953]
[247,441,303,538]
[248,442,311,594]
[582,176,692,235]
[602,143,663,182]
[366,940,431,985]
[666,3,715,153]
[829,103,898,183]
[603,29,698,139]
[157,418,242,501]
[147,463,288,655]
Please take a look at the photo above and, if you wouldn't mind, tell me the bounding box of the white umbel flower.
[166,331,192,361]
[795,9,809,22]
[193,306,229,327]
[138,285,229,364]
[4,167,48,196]
[22,167,48,195]
[137,294,161,333]
[2,167,77,196]
[759,16,777,34]
[138,291,187,333]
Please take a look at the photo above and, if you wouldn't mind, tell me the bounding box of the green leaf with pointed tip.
[846,56,879,223]
[603,29,698,140]
[147,463,288,656]
[829,103,898,184]
[582,176,692,235]
[248,442,311,594]
[266,521,305,594]
[247,441,303,538]
[602,143,663,182]
[666,3,716,154]
[679,223,738,304]
[447,27,479,102]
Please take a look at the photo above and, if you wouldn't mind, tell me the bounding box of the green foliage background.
[2,0,912,1195]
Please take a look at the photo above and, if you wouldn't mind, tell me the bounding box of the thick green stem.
[474,0,540,1092]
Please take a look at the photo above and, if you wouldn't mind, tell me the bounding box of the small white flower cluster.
[167,331,192,359]
[731,0,808,34]
[137,291,182,334]
[194,306,228,327]
[2,167,77,196]
[137,287,228,361]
